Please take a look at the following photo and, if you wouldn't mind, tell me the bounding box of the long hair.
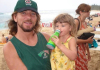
[53,13,77,37]
[8,12,41,36]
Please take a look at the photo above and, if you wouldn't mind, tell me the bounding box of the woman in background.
[74,3,94,70]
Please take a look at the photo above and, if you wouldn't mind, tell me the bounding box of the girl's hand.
[51,36,62,48]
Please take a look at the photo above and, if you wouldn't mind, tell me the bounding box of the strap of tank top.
[67,36,73,42]
[75,18,80,31]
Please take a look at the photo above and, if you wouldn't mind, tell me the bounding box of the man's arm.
[3,41,27,70]
[42,32,50,42]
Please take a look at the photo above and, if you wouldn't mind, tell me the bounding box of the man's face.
[14,10,37,32]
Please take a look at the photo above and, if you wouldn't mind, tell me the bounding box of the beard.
[18,21,35,32]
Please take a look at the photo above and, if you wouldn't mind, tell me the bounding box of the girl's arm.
[52,37,77,60]
[59,37,77,60]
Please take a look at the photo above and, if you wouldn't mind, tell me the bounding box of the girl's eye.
[55,25,58,27]
[62,25,65,27]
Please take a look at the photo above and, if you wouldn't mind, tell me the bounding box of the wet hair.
[76,3,91,14]
[53,13,77,37]
[8,12,41,36]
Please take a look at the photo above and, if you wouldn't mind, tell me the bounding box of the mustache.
[24,19,33,23]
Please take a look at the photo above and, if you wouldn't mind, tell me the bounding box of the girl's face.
[55,22,71,36]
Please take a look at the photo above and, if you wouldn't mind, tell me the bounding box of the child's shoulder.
[68,36,76,42]
[69,36,75,39]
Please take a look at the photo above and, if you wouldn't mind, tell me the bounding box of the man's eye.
[31,13,36,16]
[21,12,26,15]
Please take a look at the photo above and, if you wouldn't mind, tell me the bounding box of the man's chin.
[22,29,33,32]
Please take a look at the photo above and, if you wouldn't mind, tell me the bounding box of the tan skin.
[51,22,77,60]
[75,11,93,61]
[7,34,13,41]
[52,36,77,60]
[3,10,50,70]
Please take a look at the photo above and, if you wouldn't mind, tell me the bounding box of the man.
[3,0,51,70]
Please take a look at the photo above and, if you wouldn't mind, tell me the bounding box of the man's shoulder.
[40,32,50,41]
[3,41,14,53]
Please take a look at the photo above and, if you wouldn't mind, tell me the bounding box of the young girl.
[50,13,77,70]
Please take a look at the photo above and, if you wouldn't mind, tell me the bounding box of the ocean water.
[40,10,77,23]
[0,9,77,30]
[0,9,99,30]
[0,13,11,30]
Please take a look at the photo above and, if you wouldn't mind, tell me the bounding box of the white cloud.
[0,0,18,13]
[0,0,100,13]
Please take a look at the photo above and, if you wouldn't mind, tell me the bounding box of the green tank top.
[10,32,51,70]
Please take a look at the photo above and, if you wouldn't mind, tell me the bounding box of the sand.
[88,50,100,70]
[0,11,100,70]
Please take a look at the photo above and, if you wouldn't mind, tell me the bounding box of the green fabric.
[14,0,38,13]
[10,32,51,70]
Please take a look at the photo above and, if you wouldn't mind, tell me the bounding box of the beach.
[0,12,100,70]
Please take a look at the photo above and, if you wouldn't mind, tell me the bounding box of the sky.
[0,0,100,13]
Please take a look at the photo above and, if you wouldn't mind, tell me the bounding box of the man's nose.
[26,14,31,19]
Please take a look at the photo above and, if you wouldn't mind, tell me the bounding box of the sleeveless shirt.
[75,18,88,70]
[50,37,75,70]
[10,32,51,70]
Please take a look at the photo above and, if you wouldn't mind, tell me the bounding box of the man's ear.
[13,14,17,22]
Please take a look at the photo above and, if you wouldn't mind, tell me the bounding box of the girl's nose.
[57,28,61,31]
[58,27,61,30]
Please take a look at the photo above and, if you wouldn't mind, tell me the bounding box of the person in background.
[98,21,100,27]
[1,34,7,43]
[6,33,13,42]
[3,0,51,70]
[50,13,77,70]
[74,3,93,70]
[96,21,100,27]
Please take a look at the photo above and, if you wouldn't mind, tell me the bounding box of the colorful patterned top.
[50,36,75,70]
[75,20,88,70]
